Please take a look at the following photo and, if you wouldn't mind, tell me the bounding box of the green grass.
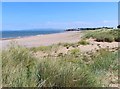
[83,29,120,42]
[30,46,53,52]
[78,39,89,45]
[30,44,59,53]
[36,58,99,87]
[2,44,38,87]
[68,48,80,55]
[90,49,118,72]
[2,43,118,87]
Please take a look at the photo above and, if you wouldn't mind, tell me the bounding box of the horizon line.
[2,26,118,31]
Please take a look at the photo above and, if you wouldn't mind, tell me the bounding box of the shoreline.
[1,30,119,53]
[1,31,67,41]
[1,31,82,48]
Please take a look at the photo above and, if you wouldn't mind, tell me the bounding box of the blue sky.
[1,0,120,2]
[2,2,118,31]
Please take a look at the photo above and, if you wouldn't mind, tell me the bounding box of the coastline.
[1,31,82,48]
[1,30,65,40]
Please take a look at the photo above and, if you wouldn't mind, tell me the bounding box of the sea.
[1,30,64,39]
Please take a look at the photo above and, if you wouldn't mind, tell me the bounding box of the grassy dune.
[83,29,120,42]
[2,43,118,87]
[2,29,119,87]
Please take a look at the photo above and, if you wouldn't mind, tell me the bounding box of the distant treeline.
[65,27,113,31]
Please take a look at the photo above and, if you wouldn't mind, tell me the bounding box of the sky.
[2,2,118,31]
[1,0,120,2]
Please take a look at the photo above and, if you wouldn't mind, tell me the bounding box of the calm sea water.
[1,30,64,38]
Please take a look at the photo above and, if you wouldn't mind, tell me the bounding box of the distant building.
[117,25,120,28]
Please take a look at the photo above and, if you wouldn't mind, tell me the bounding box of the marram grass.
[2,43,118,87]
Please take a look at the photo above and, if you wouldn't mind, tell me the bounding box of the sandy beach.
[1,31,82,49]
[2,2,119,87]
[1,31,118,53]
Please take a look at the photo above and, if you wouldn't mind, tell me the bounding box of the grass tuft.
[78,39,89,45]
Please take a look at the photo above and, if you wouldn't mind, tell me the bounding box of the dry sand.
[0,31,82,49]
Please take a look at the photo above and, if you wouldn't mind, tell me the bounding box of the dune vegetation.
[83,29,120,42]
[2,42,118,87]
[1,29,119,87]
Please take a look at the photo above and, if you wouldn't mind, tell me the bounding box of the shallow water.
[1,30,64,38]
